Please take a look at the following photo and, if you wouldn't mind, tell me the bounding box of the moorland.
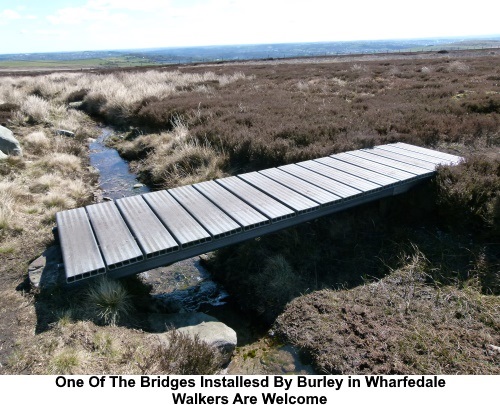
[0,48,498,374]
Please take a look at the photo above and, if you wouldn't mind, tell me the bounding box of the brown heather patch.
[273,249,500,374]
[436,155,500,238]
[97,54,500,175]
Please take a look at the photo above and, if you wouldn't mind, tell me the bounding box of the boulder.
[0,125,22,156]
[176,321,237,364]
[151,312,237,364]
[149,312,219,331]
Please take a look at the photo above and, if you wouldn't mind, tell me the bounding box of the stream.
[89,127,314,374]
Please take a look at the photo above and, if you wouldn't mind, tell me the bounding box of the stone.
[68,101,83,110]
[55,129,75,137]
[0,125,22,156]
[28,245,64,289]
[486,344,500,355]
[133,183,144,189]
[177,321,237,364]
[148,312,218,332]
[151,312,237,364]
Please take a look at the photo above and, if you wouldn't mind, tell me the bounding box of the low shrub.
[0,102,19,125]
[435,155,500,237]
[137,329,222,374]
[249,255,303,315]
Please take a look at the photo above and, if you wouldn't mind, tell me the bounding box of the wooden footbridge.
[56,142,462,283]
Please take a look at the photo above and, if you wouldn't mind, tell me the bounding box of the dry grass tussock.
[23,130,50,154]
[36,152,81,175]
[114,118,226,189]
[273,247,500,374]
[7,318,222,374]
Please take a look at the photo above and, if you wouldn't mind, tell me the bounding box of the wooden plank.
[239,171,319,214]
[347,150,433,175]
[332,153,415,181]
[143,190,211,248]
[375,144,451,165]
[86,202,144,270]
[279,163,362,198]
[365,147,438,170]
[56,207,106,282]
[193,180,270,230]
[169,185,242,239]
[115,195,179,259]
[314,156,396,186]
[391,142,462,164]
[298,159,381,192]
[216,176,295,222]
[259,167,341,206]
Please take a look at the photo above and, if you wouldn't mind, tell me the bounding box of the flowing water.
[89,128,150,200]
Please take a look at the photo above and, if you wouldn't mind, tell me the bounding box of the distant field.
[0,56,156,70]
[405,40,500,52]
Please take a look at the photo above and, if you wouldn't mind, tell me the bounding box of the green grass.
[0,57,157,69]
[48,349,80,374]
[404,40,500,52]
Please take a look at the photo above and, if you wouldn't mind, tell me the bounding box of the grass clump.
[149,138,225,188]
[37,152,81,175]
[0,193,14,231]
[86,277,133,326]
[23,130,51,155]
[48,348,80,374]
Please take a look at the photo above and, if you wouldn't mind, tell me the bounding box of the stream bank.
[89,126,314,374]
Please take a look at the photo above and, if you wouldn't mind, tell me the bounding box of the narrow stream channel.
[89,128,150,200]
[89,127,314,374]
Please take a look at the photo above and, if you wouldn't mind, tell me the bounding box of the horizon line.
[1,34,500,57]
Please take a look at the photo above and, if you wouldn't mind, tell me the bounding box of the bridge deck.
[56,143,462,283]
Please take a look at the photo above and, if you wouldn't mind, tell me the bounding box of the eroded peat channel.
[88,127,313,374]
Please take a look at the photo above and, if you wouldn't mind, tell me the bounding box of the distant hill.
[1,37,499,68]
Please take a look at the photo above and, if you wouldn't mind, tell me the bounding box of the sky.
[0,0,499,54]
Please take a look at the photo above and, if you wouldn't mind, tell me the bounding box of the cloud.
[46,0,170,26]
[1,9,21,19]
[87,0,169,11]
[47,7,131,26]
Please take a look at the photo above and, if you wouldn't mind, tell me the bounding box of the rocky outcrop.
[0,125,22,156]
[150,312,237,364]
